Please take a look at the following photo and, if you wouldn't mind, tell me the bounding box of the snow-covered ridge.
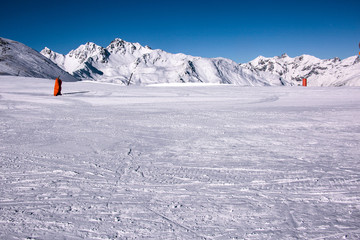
[241,53,360,86]
[41,38,360,86]
[3,35,356,86]
[41,38,289,86]
[0,37,78,81]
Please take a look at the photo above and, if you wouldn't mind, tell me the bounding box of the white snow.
[241,54,360,87]
[1,76,360,239]
[41,39,289,86]
[41,39,360,87]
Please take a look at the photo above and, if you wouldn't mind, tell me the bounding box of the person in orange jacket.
[54,77,62,96]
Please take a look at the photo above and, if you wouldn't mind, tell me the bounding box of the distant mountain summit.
[0,37,77,81]
[240,53,360,86]
[41,38,288,86]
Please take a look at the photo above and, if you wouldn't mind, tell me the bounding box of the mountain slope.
[0,37,78,82]
[40,38,360,86]
[41,39,288,86]
[240,53,360,86]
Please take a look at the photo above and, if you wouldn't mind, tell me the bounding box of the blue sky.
[1,0,359,62]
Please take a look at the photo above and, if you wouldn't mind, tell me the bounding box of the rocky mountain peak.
[279,53,289,58]
[105,38,149,55]
[67,42,106,63]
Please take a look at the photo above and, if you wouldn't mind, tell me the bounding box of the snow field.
[1,76,360,239]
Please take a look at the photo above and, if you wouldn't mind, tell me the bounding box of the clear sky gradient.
[1,0,359,63]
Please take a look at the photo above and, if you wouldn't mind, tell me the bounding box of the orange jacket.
[54,78,62,96]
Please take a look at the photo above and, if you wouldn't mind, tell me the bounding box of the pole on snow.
[302,78,307,87]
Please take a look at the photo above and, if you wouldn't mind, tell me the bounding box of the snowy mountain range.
[0,37,77,82]
[40,38,285,86]
[41,39,360,86]
[240,53,360,86]
[1,37,359,86]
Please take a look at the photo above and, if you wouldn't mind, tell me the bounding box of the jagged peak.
[279,53,289,58]
[69,42,104,54]
[66,42,106,63]
[277,53,293,60]
[108,38,132,46]
[81,42,102,49]
[112,38,125,42]
[106,38,128,51]
[41,47,52,54]
[105,38,152,55]
[108,38,124,46]
[332,57,341,62]
[40,47,64,58]
[108,38,147,49]
[84,41,98,47]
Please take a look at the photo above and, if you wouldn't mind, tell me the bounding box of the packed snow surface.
[1,76,360,239]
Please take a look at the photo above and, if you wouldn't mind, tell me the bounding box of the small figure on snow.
[54,77,62,96]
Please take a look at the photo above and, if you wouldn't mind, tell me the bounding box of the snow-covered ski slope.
[1,76,360,239]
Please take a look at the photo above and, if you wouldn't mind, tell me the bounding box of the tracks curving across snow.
[1,76,360,239]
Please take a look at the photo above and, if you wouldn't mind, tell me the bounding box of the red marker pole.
[302,78,307,87]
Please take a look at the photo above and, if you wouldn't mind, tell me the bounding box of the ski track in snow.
[1,76,360,239]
